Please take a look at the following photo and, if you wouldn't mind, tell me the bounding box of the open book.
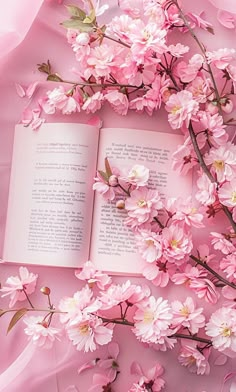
[3,123,191,274]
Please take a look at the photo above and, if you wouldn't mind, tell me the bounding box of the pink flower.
[178,341,210,375]
[24,316,61,349]
[172,196,204,228]
[125,188,163,228]
[206,48,236,69]
[129,20,167,62]
[129,362,165,392]
[93,169,118,201]
[172,265,207,286]
[1,267,38,307]
[122,165,150,187]
[86,44,123,79]
[206,307,236,355]
[75,261,111,290]
[172,140,197,175]
[82,92,104,114]
[166,90,199,130]
[43,86,81,114]
[196,171,217,205]
[218,180,236,207]
[66,313,113,352]
[190,278,219,304]
[99,280,150,310]
[186,76,210,103]
[171,297,205,334]
[88,373,112,392]
[162,225,193,264]
[58,285,100,324]
[220,253,236,281]
[98,342,119,382]
[104,90,129,115]
[186,11,214,33]
[175,54,204,83]
[168,43,189,57]
[136,230,162,262]
[142,259,176,288]
[133,296,173,344]
[204,142,236,182]
[211,232,235,254]
[197,111,228,146]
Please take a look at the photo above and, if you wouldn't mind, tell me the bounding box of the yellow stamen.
[79,323,89,335]
[143,311,154,323]
[213,160,225,171]
[231,191,236,204]
[180,306,190,317]
[171,239,179,248]
[137,199,147,207]
[222,326,232,337]
[171,105,181,114]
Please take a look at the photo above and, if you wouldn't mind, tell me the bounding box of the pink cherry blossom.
[190,278,219,304]
[175,54,204,83]
[98,342,120,382]
[58,285,100,324]
[172,140,197,175]
[171,297,205,334]
[204,142,236,182]
[162,225,193,264]
[24,316,61,349]
[129,20,167,62]
[206,307,236,354]
[166,90,199,130]
[186,11,214,33]
[66,313,113,352]
[82,92,104,114]
[128,362,165,392]
[42,86,81,115]
[125,188,163,228]
[88,373,112,392]
[136,230,162,262]
[168,43,189,57]
[141,258,176,288]
[186,76,210,103]
[220,253,236,281]
[171,265,207,286]
[99,280,150,310]
[218,180,236,207]
[93,170,118,201]
[206,48,236,69]
[104,90,129,115]
[133,296,173,344]
[0,267,38,308]
[178,341,210,375]
[172,196,204,228]
[122,165,150,187]
[211,232,235,254]
[118,0,143,18]
[75,261,112,290]
[196,171,217,205]
[197,111,228,146]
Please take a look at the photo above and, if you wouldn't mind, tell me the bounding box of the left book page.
[3,123,99,267]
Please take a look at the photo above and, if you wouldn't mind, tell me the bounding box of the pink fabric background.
[0,0,236,391]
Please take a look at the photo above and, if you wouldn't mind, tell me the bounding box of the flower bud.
[76,32,90,46]
[116,200,125,209]
[109,175,118,186]
[40,286,51,295]
[206,101,219,115]
[221,99,233,114]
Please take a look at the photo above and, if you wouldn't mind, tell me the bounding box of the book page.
[3,123,99,267]
[90,128,192,274]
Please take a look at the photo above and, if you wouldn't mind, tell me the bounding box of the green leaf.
[47,73,63,82]
[65,5,86,20]
[61,19,94,32]
[98,170,109,182]
[7,308,28,334]
[83,9,96,24]
[105,157,112,178]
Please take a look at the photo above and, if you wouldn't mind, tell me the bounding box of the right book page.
[90,127,192,274]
